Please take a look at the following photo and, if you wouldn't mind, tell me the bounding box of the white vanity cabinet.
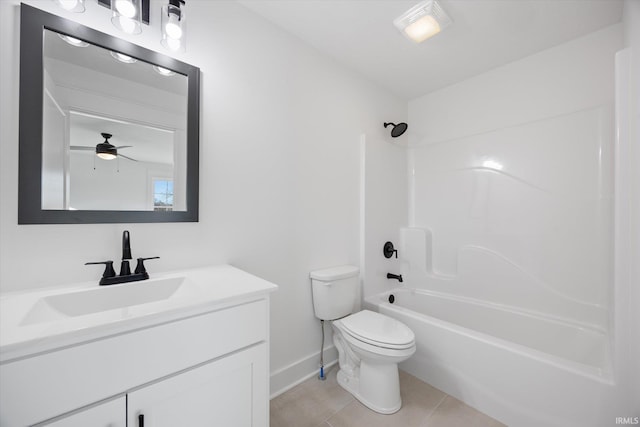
[44,398,126,427]
[127,344,266,427]
[0,266,277,427]
[42,344,266,427]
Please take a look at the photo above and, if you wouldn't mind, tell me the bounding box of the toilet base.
[336,361,402,415]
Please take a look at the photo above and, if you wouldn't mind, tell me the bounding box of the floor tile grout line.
[420,393,449,426]
[320,394,356,425]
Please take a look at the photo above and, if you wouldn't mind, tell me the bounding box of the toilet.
[310,265,416,414]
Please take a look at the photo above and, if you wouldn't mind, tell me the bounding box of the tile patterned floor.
[270,367,506,427]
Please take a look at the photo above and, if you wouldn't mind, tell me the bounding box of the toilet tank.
[310,265,360,320]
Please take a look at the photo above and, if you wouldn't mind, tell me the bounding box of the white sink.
[20,277,198,325]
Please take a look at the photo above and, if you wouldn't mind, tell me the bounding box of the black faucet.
[387,273,403,282]
[85,230,159,286]
[120,230,132,276]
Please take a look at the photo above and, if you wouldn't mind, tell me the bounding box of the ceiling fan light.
[97,152,117,160]
[96,133,118,160]
[394,0,452,43]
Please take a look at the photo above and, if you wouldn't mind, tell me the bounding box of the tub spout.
[387,273,403,283]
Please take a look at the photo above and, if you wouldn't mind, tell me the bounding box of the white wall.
[405,24,622,329]
[0,0,406,395]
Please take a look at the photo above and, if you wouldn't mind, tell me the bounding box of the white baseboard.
[270,345,338,399]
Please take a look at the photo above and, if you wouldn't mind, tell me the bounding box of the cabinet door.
[42,397,125,427]
[128,343,267,427]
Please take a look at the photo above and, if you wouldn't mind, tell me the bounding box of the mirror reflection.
[42,28,188,211]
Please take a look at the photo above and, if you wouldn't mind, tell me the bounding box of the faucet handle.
[383,241,398,259]
[85,261,116,279]
[135,257,160,275]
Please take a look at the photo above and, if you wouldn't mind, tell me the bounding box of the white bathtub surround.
[365,289,617,427]
[399,227,608,337]
[355,19,634,427]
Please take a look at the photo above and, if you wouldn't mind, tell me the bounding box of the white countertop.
[0,265,278,363]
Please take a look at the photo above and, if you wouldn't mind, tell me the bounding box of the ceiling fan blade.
[70,146,95,151]
[119,154,138,162]
[115,145,133,149]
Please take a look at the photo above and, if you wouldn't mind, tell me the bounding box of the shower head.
[384,122,408,138]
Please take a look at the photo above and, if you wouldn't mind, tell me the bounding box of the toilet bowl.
[310,266,416,414]
[332,310,416,414]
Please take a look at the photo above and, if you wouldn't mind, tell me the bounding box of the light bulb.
[164,37,181,51]
[58,0,78,10]
[97,153,116,160]
[165,14,183,40]
[160,4,186,52]
[115,0,136,18]
[153,66,175,76]
[118,16,137,34]
[394,0,452,44]
[58,34,89,47]
[56,0,85,12]
[403,15,441,43]
[110,51,137,63]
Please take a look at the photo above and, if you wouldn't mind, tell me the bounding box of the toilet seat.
[336,310,415,350]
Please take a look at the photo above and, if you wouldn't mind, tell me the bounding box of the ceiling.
[237,0,624,100]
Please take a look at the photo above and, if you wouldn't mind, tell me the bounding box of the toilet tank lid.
[310,265,359,281]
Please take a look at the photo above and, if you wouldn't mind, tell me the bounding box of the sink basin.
[20,277,198,326]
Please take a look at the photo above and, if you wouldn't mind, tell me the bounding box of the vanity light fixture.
[58,34,90,47]
[161,0,186,52]
[110,51,138,63]
[153,65,176,77]
[111,0,143,34]
[54,0,85,13]
[394,0,452,43]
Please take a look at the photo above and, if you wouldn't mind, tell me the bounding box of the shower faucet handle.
[383,241,398,259]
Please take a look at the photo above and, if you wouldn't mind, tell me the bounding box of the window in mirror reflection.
[153,179,174,212]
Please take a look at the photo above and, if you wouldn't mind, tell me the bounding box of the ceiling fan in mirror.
[70,132,138,162]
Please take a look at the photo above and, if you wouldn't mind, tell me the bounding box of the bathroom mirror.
[19,5,200,224]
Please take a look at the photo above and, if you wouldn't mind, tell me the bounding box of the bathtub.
[365,288,617,427]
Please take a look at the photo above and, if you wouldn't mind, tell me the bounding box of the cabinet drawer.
[0,299,268,426]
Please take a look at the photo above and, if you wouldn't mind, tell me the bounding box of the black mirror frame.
[18,4,200,224]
